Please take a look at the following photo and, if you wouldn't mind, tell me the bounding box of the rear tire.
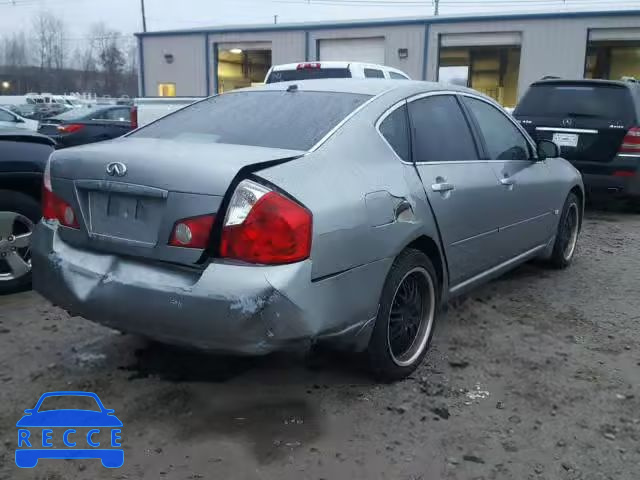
[367,249,439,382]
[0,190,40,295]
[548,192,581,269]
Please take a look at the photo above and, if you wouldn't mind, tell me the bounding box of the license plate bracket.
[88,191,163,245]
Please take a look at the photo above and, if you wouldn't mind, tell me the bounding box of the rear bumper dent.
[32,222,387,354]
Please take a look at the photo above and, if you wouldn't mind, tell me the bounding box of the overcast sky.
[0,0,636,39]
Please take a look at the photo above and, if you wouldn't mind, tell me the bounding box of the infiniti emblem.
[106,162,127,177]
[562,118,574,127]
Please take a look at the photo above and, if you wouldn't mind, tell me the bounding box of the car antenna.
[287,84,298,92]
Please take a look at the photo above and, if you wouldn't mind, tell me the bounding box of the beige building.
[136,9,640,108]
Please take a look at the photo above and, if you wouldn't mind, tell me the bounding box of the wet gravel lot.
[0,207,638,480]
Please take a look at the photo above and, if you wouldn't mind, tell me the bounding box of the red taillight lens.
[619,127,640,154]
[42,187,79,229]
[169,214,215,249]
[130,106,138,129]
[57,123,84,134]
[613,170,636,177]
[220,180,312,265]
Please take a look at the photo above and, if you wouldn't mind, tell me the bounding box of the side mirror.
[23,409,33,414]
[14,117,25,123]
[537,139,559,160]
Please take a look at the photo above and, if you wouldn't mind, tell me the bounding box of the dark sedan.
[38,106,135,148]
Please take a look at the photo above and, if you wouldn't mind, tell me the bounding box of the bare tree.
[2,32,30,68]
[90,22,126,96]
[32,11,66,70]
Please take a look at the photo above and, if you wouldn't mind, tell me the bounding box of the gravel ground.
[0,207,638,480]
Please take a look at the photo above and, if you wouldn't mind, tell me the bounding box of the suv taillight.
[619,127,640,154]
[57,124,84,134]
[220,180,312,265]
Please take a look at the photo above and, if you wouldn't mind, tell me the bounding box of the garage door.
[319,37,385,64]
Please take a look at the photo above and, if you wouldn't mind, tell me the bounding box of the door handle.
[500,177,516,186]
[431,182,455,193]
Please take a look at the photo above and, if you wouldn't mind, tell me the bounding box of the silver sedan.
[32,80,583,380]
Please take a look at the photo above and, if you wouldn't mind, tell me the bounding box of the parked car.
[514,79,640,201]
[32,80,583,380]
[133,97,199,127]
[0,106,39,131]
[265,61,411,83]
[38,106,135,148]
[0,130,55,294]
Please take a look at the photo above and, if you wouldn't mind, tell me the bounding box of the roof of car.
[249,79,473,97]
[531,78,638,89]
[0,129,56,146]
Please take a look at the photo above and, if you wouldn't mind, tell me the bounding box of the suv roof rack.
[541,75,561,80]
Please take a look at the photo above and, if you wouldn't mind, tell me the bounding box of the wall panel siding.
[142,34,207,97]
[426,15,640,100]
[308,25,425,80]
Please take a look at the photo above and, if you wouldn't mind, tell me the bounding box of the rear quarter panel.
[256,90,444,282]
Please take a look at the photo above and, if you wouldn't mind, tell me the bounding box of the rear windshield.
[266,68,352,84]
[515,83,635,123]
[132,90,371,151]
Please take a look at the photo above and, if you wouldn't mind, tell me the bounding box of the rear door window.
[364,68,385,79]
[379,104,410,161]
[515,83,636,124]
[463,97,531,161]
[0,110,14,122]
[266,68,351,83]
[408,95,478,162]
[389,72,409,80]
[132,91,372,151]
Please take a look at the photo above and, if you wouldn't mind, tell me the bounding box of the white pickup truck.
[133,97,201,127]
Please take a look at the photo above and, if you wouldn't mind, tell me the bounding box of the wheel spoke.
[5,251,30,278]
[13,231,32,249]
[0,211,18,239]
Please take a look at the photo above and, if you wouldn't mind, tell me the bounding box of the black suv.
[514,79,640,201]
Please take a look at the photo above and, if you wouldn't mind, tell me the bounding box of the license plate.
[552,133,579,148]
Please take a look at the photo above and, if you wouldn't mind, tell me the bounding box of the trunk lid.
[49,137,304,265]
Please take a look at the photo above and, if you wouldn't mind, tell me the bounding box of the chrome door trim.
[536,127,598,134]
[449,243,547,295]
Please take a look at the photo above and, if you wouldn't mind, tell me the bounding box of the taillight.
[169,214,215,249]
[619,127,640,154]
[296,62,321,70]
[612,170,636,177]
[131,106,138,129]
[57,123,84,134]
[220,180,312,265]
[42,156,79,229]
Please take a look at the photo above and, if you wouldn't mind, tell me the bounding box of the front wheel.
[548,192,581,269]
[368,249,439,382]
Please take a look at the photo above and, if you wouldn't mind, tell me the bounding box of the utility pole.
[434,0,439,16]
[274,14,278,24]
[140,0,147,33]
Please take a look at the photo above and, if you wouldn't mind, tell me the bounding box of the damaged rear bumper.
[32,222,389,355]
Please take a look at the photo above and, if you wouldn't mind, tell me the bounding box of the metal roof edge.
[135,9,640,38]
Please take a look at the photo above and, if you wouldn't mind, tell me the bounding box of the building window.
[158,83,176,97]
[438,46,522,108]
[216,43,272,94]
[585,42,640,80]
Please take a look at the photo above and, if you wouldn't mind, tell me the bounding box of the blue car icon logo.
[16,391,123,468]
